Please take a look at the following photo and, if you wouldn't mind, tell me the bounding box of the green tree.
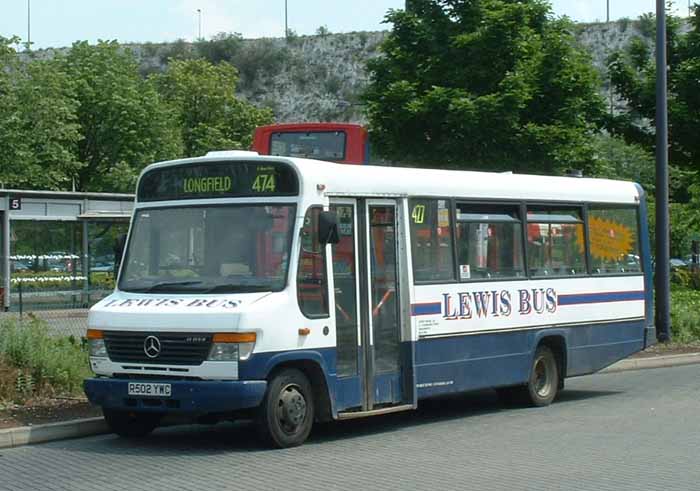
[195,32,243,64]
[608,11,700,172]
[591,134,655,191]
[363,0,605,174]
[153,59,273,157]
[0,37,83,190]
[62,41,181,192]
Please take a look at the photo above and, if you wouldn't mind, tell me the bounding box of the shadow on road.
[71,387,621,455]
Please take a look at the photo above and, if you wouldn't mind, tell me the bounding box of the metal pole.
[197,9,202,40]
[608,0,613,117]
[82,218,89,307]
[285,0,288,40]
[3,203,10,312]
[26,0,31,51]
[656,0,671,342]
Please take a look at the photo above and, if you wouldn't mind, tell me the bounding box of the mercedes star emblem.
[144,335,162,358]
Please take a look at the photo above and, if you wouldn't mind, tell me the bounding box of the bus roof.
[254,122,365,132]
[139,154,642,205]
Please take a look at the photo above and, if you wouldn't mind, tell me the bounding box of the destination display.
[137,161,299,201]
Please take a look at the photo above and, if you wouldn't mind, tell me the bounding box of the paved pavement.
[1,365,699,491]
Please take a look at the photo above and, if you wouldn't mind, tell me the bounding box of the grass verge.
[0,318,90,405]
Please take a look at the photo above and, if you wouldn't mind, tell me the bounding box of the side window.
[455,204,524,280]
[297,207,329,317]
[588,206,641,274]
[409,199,455,282]
[527,207,586,277]
[331,204,358,377]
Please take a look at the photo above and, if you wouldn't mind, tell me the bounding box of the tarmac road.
[1,364,699,491]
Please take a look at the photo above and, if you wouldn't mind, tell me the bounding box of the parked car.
[670,258,687,269]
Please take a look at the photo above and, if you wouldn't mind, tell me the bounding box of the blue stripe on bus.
[558,290,645,306]
[411,302,442,316]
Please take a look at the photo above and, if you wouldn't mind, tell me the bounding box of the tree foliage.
[608,10,700,172]
[62,41,182,192]
[153,59,273,157]
[0,37,83,190]
[363,0,605,174]
[0,39,272,193]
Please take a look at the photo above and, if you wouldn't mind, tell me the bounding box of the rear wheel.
[525,345,559,406]
[103,409,162,438]
[498,345,560,407]
[257,368,314,448]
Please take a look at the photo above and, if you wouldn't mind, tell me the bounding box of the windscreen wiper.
[200,283,272,293]
[141,280,204,292]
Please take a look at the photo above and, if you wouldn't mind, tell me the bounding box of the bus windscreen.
[138,161,299,202]
[270,131,346,160]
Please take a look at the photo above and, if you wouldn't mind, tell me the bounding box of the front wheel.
[103,409,162,438]
[257,368,314,448]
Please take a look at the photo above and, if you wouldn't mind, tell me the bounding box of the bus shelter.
[0,189,133,315]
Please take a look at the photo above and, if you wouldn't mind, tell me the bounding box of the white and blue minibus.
[84,152,654,447]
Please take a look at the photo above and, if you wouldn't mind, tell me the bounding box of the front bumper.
[84,378,267,414]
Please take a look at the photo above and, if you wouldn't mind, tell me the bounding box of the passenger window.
[409,199,455,282]
[588,207,641,274]
[297,207,329,317]
[331,204,358,377]
[455,204,524,280]
[527,207,586,277]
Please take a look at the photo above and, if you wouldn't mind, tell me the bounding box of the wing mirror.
[318,211,340,245]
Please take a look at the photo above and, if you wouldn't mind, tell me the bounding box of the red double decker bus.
[251,122,369,165]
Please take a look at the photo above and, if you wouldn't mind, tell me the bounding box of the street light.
[656,0,671,342]
[285,0,288,41]
[26,0,31,51]
[197,9,202,40]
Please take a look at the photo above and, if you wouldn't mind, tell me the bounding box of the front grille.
[104,332,212,366]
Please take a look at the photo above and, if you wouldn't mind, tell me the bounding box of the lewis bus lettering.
[442,288,557,320]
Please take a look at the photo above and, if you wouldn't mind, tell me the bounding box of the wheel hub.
[534,358,551,397]
[278,385,307,433]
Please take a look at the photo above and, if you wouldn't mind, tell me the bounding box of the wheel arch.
[533,331,568,385]
[263,351,336,422]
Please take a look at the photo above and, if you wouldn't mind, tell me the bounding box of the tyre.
[103,409,162,438]
[257,368,315,448]
[524,345,559,407]
[497,345,560,407]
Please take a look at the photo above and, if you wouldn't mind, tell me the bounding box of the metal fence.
[1,284,112,338]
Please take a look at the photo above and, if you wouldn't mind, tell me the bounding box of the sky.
[0,1,696,50]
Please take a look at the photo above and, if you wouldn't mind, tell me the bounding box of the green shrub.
[0,318,90,402]
[670,287,700,343]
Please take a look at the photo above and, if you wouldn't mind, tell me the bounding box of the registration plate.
[128,382,172,397]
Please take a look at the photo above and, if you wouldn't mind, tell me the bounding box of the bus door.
[331,199,405,412]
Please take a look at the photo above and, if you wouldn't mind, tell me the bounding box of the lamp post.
[26,0,31,51]
[605,0,615,117]
[656,0,671,342]
[285,0,288,41]
[197,9,202,40]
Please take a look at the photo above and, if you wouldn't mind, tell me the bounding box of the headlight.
[207,333,256,361]
[208,343,239,361]
[86,329,108,358]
